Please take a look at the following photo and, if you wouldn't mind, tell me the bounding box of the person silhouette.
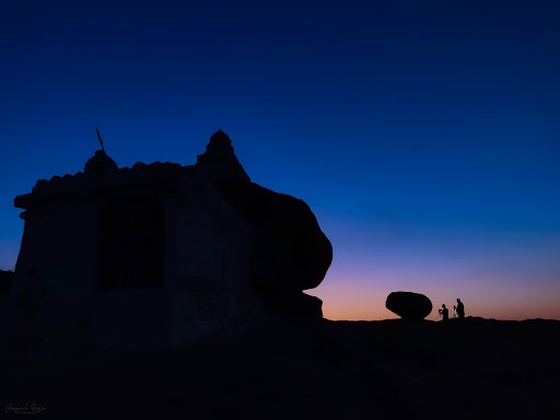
[455,298,465,318]
[438,304,449,321]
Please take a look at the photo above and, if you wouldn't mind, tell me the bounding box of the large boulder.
[213,179,333,293]
[386,291,432,320]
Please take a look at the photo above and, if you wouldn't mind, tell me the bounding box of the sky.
[1,0,559,320]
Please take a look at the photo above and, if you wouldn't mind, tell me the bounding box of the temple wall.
[91,287,237,350]
[12,200,97,300]
[7,186,261,352]
[0,298,17,349]
[91,288,171,350]
[165,178,259,324]
[84,180,260,350]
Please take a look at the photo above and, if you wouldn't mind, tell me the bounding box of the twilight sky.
[1,0,559,320]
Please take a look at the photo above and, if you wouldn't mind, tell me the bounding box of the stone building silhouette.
[10,130,332,351]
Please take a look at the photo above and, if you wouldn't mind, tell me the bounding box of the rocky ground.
[2,317,560,419]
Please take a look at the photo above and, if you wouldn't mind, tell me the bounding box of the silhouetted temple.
[8,130,332,351]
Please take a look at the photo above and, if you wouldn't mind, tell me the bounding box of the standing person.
[438,304,449,321]
[456,298,465,318]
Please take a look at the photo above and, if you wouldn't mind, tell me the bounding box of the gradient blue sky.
[1,0,559,320]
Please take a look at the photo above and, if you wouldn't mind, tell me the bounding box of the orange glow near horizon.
[310,267,560,322]
[308,220,560,322]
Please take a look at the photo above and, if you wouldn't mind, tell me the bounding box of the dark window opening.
[96,197,164,291]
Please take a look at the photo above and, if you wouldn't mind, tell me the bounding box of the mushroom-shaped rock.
[386,291,432,320]
[203,134,332,319]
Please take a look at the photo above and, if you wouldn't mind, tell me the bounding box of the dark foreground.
[2,318,560,419]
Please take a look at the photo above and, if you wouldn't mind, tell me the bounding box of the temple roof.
[84,149,119,175]
[14,130,250,210]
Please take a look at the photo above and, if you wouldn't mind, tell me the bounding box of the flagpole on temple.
[95,127,105,151]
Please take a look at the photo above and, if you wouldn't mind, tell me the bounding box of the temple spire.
[196,130,250,182]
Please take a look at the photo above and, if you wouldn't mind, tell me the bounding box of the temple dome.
[206,129,233,154]
[84,150,118,175]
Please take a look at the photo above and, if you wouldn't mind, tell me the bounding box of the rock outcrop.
[198,131,333,319]
[386,291,432,320]
[212,180,333,293]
